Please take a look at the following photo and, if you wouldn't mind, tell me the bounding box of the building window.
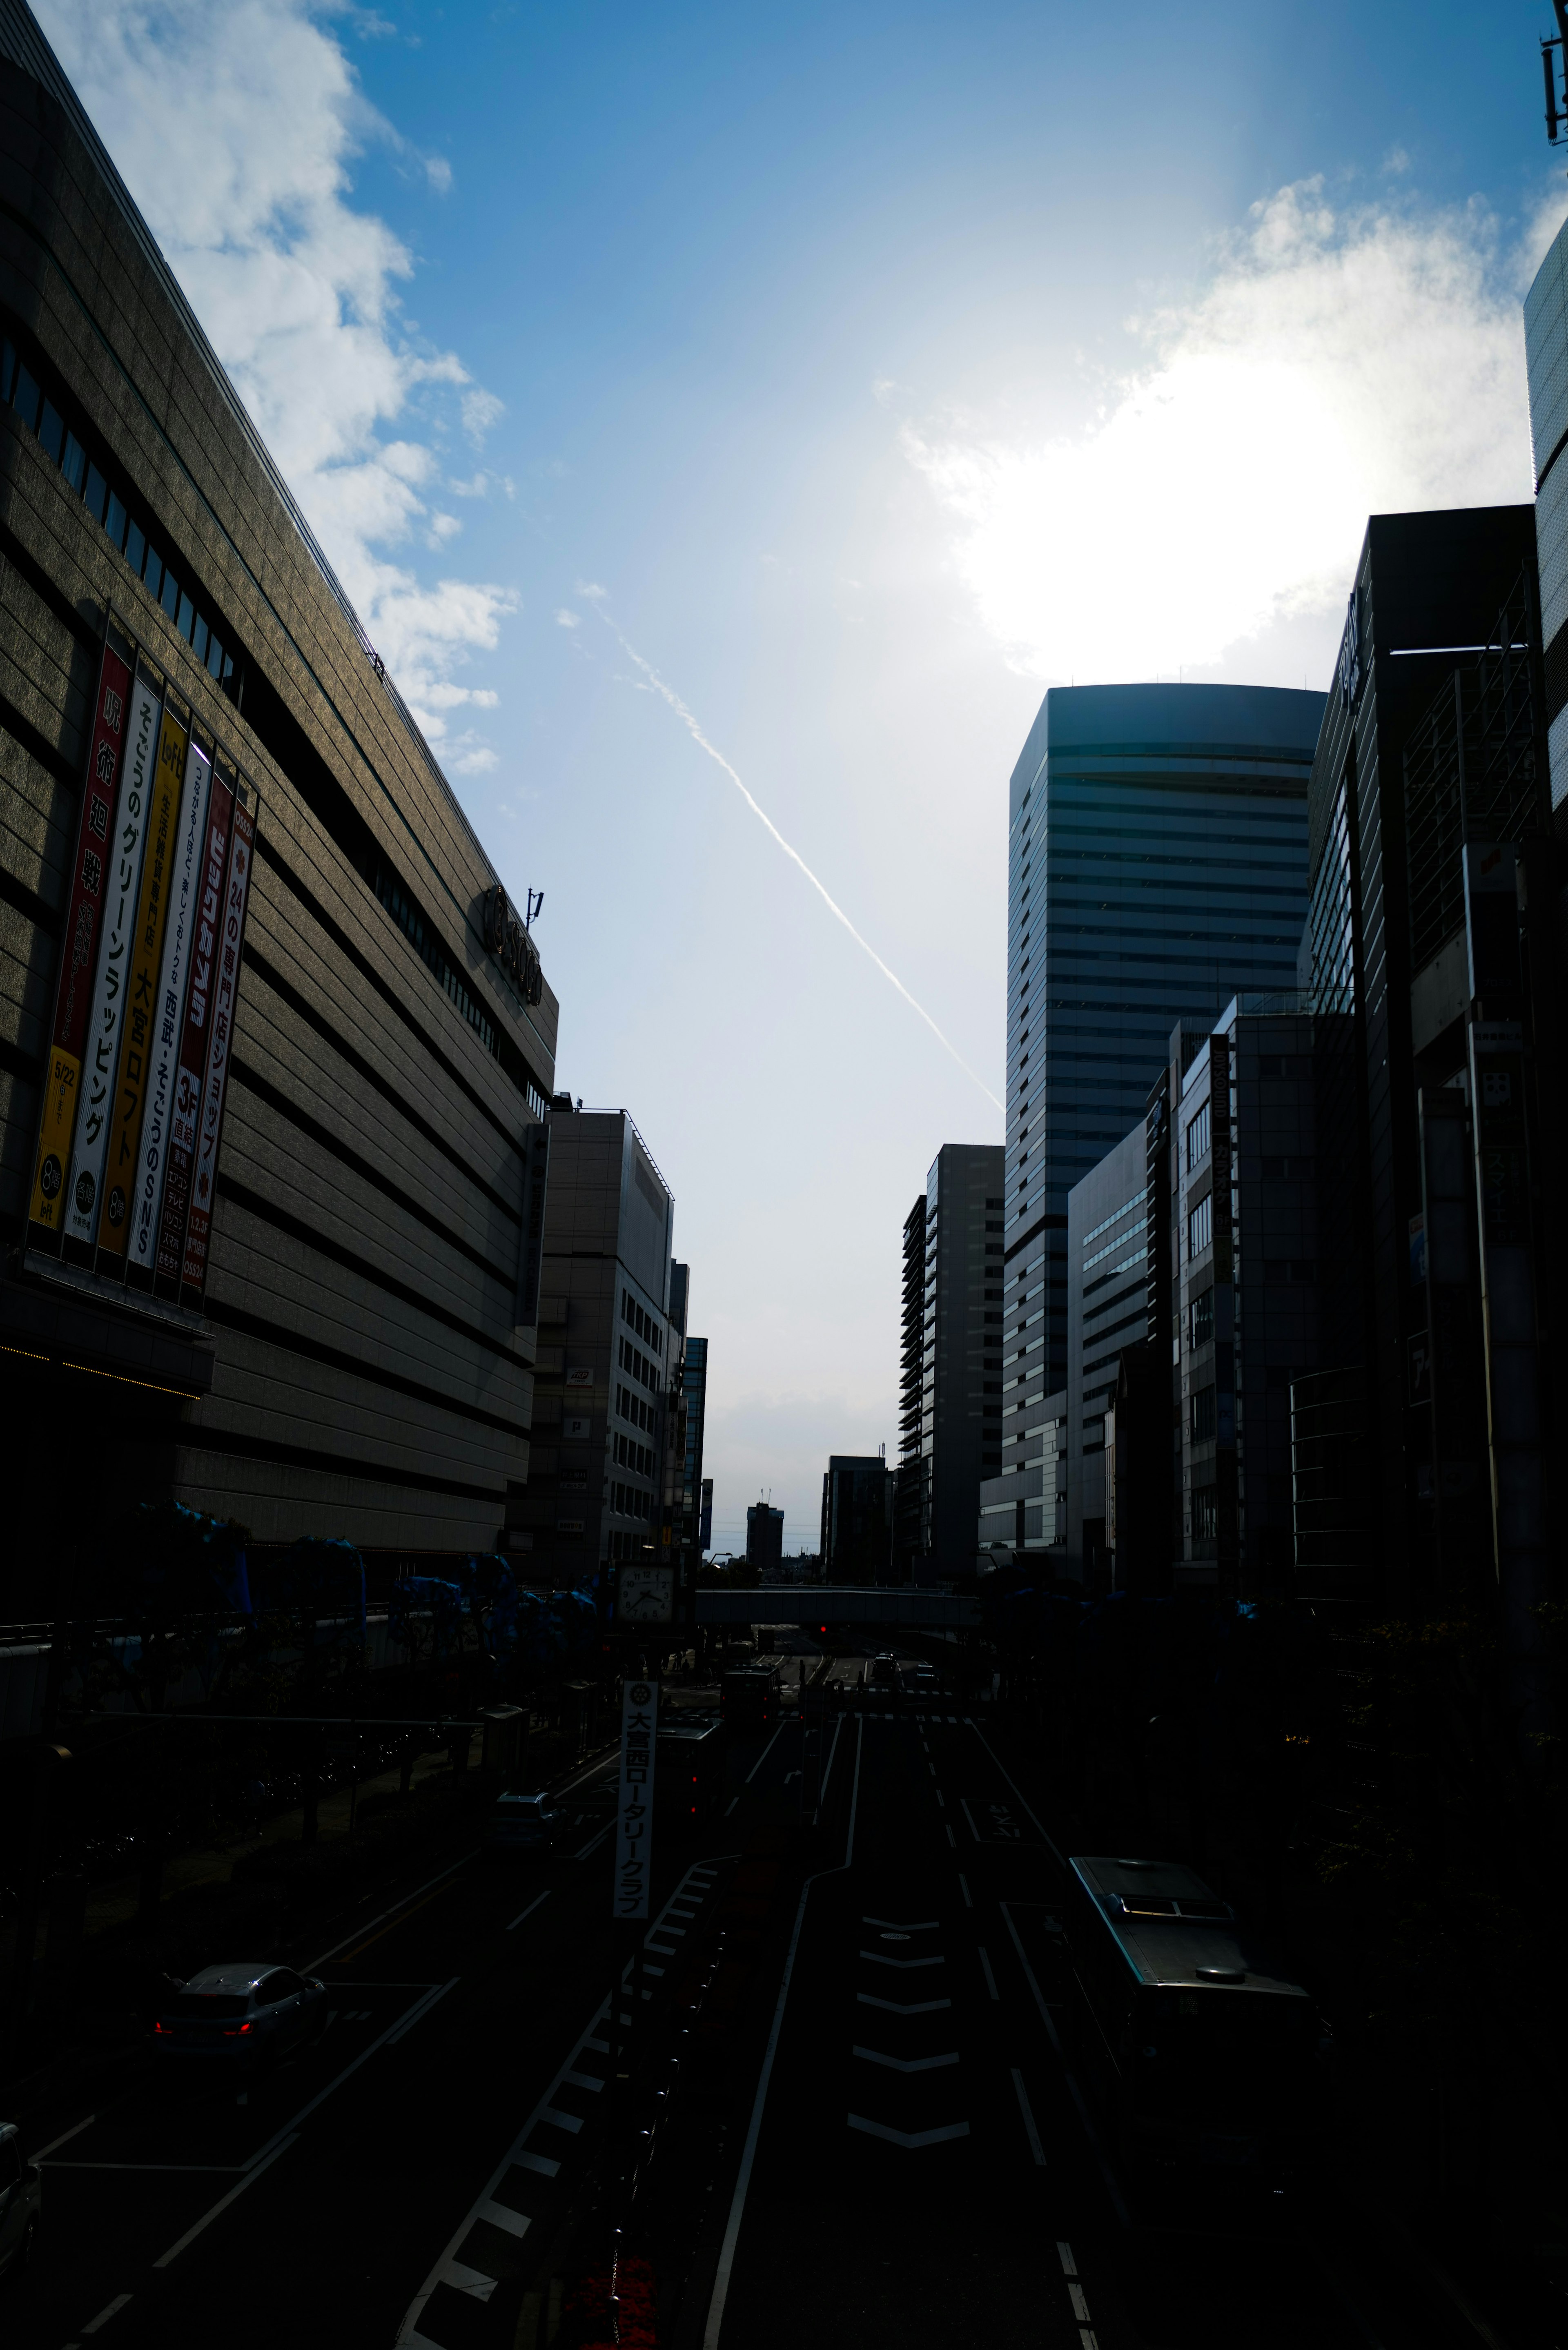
[1191,1384,1216,1443]
[1189,1286,1214,1348]
[1187,1194,1212,1259]
[1192,1484,1218,1541]
[1186,1100,1210,1168]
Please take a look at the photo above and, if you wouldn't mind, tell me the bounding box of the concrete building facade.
[913,1141,1004,1576]
[0,7,557,1614]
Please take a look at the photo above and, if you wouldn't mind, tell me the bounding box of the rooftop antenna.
[1544,2,1568,143]
[525,888,544,930]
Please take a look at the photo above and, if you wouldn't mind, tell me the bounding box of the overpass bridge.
[695,1585,980,1630]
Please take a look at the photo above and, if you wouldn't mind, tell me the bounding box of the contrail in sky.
[583,593,1001,1112]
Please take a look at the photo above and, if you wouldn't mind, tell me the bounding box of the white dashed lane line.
[1011,2069,1046,2165]
[978,1947,1000,2001]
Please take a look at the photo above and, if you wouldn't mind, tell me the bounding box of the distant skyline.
[33,0,1562,1548]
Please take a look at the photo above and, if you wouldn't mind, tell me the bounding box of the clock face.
[619,1566,674,1624]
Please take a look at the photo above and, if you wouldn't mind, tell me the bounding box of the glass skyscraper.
[1003,684,1324,1456]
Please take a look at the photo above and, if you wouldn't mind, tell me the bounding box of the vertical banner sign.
[614,1675,658,1921]
[96,701,189,1263]
[181,792,256,1304]
[27,641,134,1240]
[64,670,163,1253]
[154,760,236,1296]
[514,1120,550,1325]
[127,733,213,1288]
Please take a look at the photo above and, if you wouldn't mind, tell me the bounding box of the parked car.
[153,1964,325,2072]
[0,2125,40,2277]
[486,1788,569,1856]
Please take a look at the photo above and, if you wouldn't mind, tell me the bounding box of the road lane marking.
[1012,2069,1046,2164]
[744,1720,787,1783]
[945,1825,956,1847]
[968,1724,1065,1864]
[153,2133,299,2266]
[540,2107,584,2134]
[1002,1905,1130,2227]
[819,1714,847,1802]
[243,1982,457,2172]
[853,2046,959,2072]
[35,2113,96,2158]
[1057,2243,1077,2274]
[479,2199,531,2239]
[846,2115,969,2148]
[515,2149,561,2177]
[725,1796,739,1814]
[1069,2283,1092,2322]
[860,1951,944,1969]
[979,1947,1000,2000]
[45,2161,245,2173]
[857,1993,951,2013]
[958,1875,973,1907]
[563,2070,604,2092]
[863,1916,937,1931]
[573,1823,613,1860]
[507,1890,552,1931]
[309,1852,476,1967]
[385,1978,459,2045]
[81,2293,133,2333]
[935,1789,945,1806]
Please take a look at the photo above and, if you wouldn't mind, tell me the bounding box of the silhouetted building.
[893,1192,927,1581]
[681,1330,708,1559]
[1003,683,1322,1441]
[820,1454,893,1582]
[746,1501,784,1575]
[912,1143,1005,1576]
[976,1388,1065,1566]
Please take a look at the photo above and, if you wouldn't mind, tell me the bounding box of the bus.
[655,1714,724,1827]
[1064,1855,1323,2212]
[721,1665,780,1734]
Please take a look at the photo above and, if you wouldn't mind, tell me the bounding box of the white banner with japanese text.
[614,1675,658,1921]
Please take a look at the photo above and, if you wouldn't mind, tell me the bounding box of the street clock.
[618,1565,674,1624]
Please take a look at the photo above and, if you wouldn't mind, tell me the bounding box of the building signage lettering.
[96,702,191,1259]
[64,670,164,1249]
[614,1676,658,1920]
[182,795,257,1301]
[154,761,237,1290]
[28,641,134,1234]
[130,734,214,1278]
[483,882,543,1005]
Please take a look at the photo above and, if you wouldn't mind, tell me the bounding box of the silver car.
[0,2124,40,2277]
[486,1788,568,1855]
[153,1963,326,2072]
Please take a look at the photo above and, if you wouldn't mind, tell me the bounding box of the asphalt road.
[3,1647,1457,2350]
[2,1714,788,2350]
[704,1662,1442,2350]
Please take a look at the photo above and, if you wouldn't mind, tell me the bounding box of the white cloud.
[555,608,581,628]
[461,387,505,440]
[36,0,515,754]
[900,180,1545,688]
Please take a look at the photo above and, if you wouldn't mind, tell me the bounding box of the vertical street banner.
[27,639,134,1242]
[181,791,256,1305]
[96,699,190,1264]
[614,1675,658,1921]
[63,668,163,1254]
[127,732,213,1290]
[154,758,236,1298]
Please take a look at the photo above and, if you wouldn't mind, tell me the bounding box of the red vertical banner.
[181,791,256,1305]
[154,757,236,1298]
[27,640,134,1243]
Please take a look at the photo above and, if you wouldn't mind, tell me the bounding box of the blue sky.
[36,0,1565,1550]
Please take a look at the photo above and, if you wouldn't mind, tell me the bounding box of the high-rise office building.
[1302,505,1562,1620]
[1002,685,1323,1477]
[911,1143,1005,1575]
[820,1454,894,1581]
[523,1105,678,1605]
[1526,216,1568,813]
[893,1192,927,1581]
[746,1500,784,1575]
[681,1331,708,1559]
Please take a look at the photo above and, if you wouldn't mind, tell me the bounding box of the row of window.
[1,331,241,700]
[619,1334,659,1394]
[621,1289,664,1354]
[612,1479,653,1521]
[614,1428,653,1477]
[1185,1100,1210,1168]
[1187,1194,1213,1259]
